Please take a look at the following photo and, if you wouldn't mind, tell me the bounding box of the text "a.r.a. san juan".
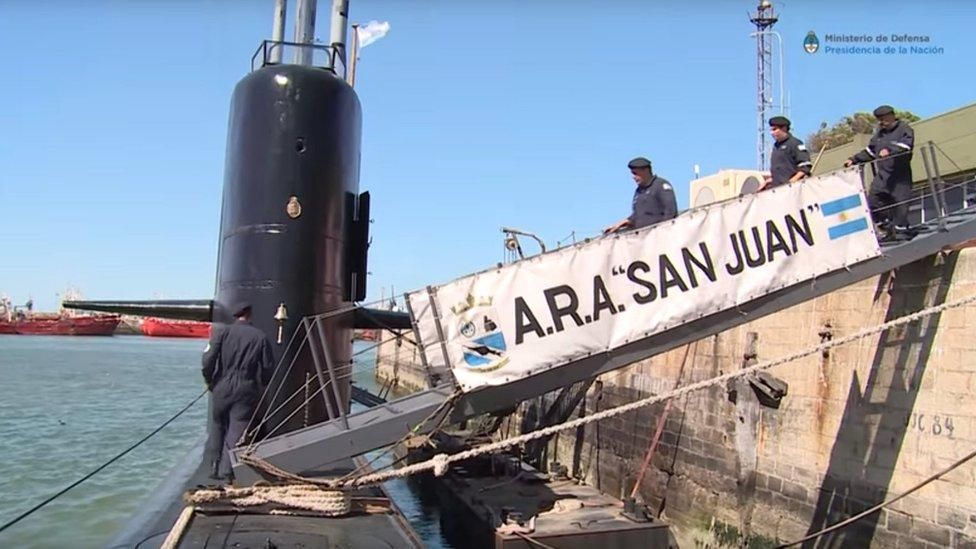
[511,209,816,345]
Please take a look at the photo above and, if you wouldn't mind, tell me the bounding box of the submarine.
[65,0,419,545]
[67,0,409,435]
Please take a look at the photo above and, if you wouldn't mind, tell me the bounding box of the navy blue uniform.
[769,134,812,187]
[629,175,677,229]
[849,120,915,228]
[202,319,275,479]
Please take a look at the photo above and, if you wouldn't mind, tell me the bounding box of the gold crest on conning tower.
[286,195,302,219]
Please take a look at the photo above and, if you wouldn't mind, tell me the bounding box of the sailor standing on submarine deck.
[604,157,678,234]
[202,302,275,482]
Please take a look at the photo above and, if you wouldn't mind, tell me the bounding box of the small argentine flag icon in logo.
[821,194,870,240]
[804,31,820,54]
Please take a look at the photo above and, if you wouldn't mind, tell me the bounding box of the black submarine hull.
[100,62,417,547]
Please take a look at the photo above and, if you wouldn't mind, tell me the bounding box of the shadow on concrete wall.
[523,379,597,469]
[802,252,958,548]
[571,382,603,487]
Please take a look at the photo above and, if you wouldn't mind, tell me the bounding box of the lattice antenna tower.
[750,0,779,171]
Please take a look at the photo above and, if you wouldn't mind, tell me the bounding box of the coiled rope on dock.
[301,289,976,489]
[184,485,351,516]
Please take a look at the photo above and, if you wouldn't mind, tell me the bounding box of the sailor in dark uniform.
[845,105,915,239]
[202,302,275,481]
[604,156,677,234]
[761,116,812,190]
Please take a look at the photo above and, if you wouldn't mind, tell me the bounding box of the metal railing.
[250,40,347,74]
[301,316,350,430]
[867,140,976,233]
[920,141,949,231]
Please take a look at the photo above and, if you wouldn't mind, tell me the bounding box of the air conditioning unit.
[689,169,766,207]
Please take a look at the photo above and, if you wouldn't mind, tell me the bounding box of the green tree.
[806,109,921,152]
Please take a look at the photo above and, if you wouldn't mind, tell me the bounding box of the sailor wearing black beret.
[232,301,252,318]
[761,115,812,190]
[605,156,678,234]
[202,300,275,482]
[873,105,895,117]
[845,105,916,240]
[627,157,652,170]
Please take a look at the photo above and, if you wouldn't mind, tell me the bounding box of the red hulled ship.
[141,317,211,338]
[0,293,121,336]
[0,313,121,335]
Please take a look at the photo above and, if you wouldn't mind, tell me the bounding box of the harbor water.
[0,335,454,548]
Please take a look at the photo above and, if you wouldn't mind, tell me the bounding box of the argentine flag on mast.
[821,194,870,240]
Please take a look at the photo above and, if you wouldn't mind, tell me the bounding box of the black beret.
[233,302,252,317]
[873,105,895,117]
[627,157,652,169]
[768,115,791,128]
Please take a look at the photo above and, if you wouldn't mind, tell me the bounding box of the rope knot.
[431,453,450,477]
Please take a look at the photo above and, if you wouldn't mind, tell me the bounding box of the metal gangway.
[232,145,976,483]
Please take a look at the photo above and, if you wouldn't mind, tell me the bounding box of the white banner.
[408,169,880,392]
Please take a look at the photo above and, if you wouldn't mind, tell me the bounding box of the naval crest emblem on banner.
[451,294,510,372]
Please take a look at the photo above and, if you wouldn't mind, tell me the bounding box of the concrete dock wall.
[374,333,428,393]
[376,250,976,547]
[531,250,976,547]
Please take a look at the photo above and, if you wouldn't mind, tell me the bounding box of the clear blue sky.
[1,0,972,311]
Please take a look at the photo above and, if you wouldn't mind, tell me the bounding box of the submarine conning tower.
[216,40,369,433]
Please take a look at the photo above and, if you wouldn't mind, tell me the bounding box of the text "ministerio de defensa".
[822,33,943,55]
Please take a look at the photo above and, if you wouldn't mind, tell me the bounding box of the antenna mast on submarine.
[293,0,316,66]
[270,0,287,63]
[750,0,781,171]
[291,0,349,74]
[329,0,350,72]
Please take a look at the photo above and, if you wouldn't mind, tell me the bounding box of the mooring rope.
[0,390,207,535]
[257,290,975,489]
[184,485,351,516]
[186,259,976,545]
[238,387,463,486]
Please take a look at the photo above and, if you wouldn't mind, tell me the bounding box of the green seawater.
[0,336,453,548]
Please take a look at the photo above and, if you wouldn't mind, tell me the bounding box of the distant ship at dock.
[0,313,121,336]
[0,293,121,336]
[140,317,211,339]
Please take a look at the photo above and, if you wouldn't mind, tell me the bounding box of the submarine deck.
[108,438,421,549]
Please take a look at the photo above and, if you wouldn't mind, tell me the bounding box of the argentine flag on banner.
[821,194,870,240]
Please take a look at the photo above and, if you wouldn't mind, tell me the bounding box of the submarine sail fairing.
[64,0,407,436]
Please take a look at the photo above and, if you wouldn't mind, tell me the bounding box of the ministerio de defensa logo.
[804,31,820,54]
[802,31,943,55]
